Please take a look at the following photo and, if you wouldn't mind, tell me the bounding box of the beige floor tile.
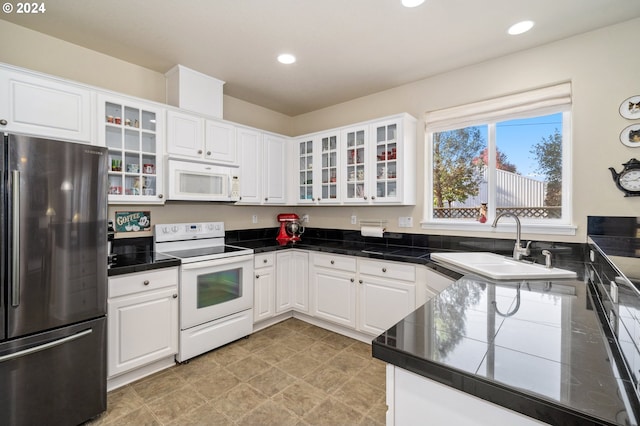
[225,354,273,381]
[303,365,351,394]
[166,401,233,425]
[210,382,269,421]
[131,369,187,403]
[105,406,160,426]
[303,397,363,425]
[321,332,357,350]
[279,318,313,332]
[272,379,328,417]
[99,319,387,426]
[276,353,322,378]
[145,384,207,424]
[333,377,385,415]
[247,366,297,397]
[87,386,144,425]
[237,399,299,426]
[190,366,241,400]
[356,359,386,389]
[329,350,371,375]
[305,341,342,364]
[278,332,319,352]
[253,340,296,365]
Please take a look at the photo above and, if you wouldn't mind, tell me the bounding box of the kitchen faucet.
[491,212,531,260]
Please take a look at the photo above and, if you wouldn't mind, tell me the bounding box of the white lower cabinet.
[310,253,358,328]
[107,267,178,390]
[276,250,309,313]
[358,259,417,336]
[254,253,276,322]
[257,250,453,338]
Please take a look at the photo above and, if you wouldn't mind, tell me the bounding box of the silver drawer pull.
[330,260,335,265]
[143,280,150,285]
[382,268,387,273]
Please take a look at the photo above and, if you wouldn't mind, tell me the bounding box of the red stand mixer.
[277,213,305,245]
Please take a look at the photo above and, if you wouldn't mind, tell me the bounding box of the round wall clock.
[609,158,640,196]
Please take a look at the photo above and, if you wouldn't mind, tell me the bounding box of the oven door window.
[196,268,242,308]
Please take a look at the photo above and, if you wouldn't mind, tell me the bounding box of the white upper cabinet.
[205,120,237,164]
[236,126,263,204]
[292,113,416,206]
[263,133,288,204]
[295,131,341,204]
[342,124,370,203]
[0,65,93,143]
[166,109,238,165]
[98,94,165,204]
[166,110,203,159]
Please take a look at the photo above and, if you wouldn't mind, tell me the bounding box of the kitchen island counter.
[372,274,637,425]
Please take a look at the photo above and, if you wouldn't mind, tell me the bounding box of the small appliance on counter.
[276,213,305,245]
[107,220,117,268]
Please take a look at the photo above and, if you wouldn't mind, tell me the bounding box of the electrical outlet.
[252,214,258,224]
[351,215,357,225]
[398,216,413,228]
[302,214,309,223]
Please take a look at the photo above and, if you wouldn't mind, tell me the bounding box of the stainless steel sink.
[430,252,577,280]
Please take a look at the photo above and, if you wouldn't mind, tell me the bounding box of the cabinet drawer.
[312,253,356,272]
[109,267,179,298]
[255,253,275,269]
[359,259,415,282]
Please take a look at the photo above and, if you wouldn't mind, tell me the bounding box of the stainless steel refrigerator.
[0,134,108,425]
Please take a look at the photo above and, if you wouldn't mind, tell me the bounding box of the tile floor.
[88,318,387,425]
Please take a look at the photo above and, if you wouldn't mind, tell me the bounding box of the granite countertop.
[372,272,637,425]
[108,251,180,276]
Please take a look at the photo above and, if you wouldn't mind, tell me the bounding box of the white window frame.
[421,83,576,236]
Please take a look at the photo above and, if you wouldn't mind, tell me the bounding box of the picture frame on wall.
[620,124,640,147]
[619,95,640,119]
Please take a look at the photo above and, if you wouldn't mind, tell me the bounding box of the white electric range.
[154,222,254,362]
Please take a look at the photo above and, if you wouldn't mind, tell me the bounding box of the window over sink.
[422,83,575,235]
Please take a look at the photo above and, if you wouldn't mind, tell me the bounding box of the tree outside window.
[431,112,564,222]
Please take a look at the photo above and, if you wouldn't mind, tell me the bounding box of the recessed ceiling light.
[277,54,296,64]
[508,20,535,35]
[402,0,425,7]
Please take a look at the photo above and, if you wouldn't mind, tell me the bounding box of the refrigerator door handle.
[0,328,93,363]
[11,170,20,307]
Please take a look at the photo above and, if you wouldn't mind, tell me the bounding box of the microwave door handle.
[11,170,20,307]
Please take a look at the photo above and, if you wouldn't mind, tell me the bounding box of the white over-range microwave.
[167,159,240,201]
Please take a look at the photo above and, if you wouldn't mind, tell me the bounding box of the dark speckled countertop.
[372,274,636,425]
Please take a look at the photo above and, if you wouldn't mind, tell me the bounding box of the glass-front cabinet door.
[296,132,340,204]
[342,125,368,203]
[297,137,314,203]
[98,95,165,204]
[374,121,399,202]
[319,133,339,203]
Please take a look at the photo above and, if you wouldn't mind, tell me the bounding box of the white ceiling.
[3,0,640,116]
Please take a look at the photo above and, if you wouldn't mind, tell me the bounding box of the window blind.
[424,82,571,132]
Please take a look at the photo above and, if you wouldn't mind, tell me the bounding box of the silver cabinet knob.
[371,196,376,200]
[350,278,355,282]
[382,268,387,273]
[263,259,268,263]
[0,119,7,126]
[364,196,368,200]
[172,294,178,299]
[158,194,164,199]
[143,280,150,285]
[206,151,212,156]
[359,279,363,284]
[198,149,203,154]
[330,260,335,265]
[256,275,260,279]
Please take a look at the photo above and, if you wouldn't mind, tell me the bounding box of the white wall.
[1,18,639,242]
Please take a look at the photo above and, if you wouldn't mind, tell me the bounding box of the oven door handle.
[180,255,254,270]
